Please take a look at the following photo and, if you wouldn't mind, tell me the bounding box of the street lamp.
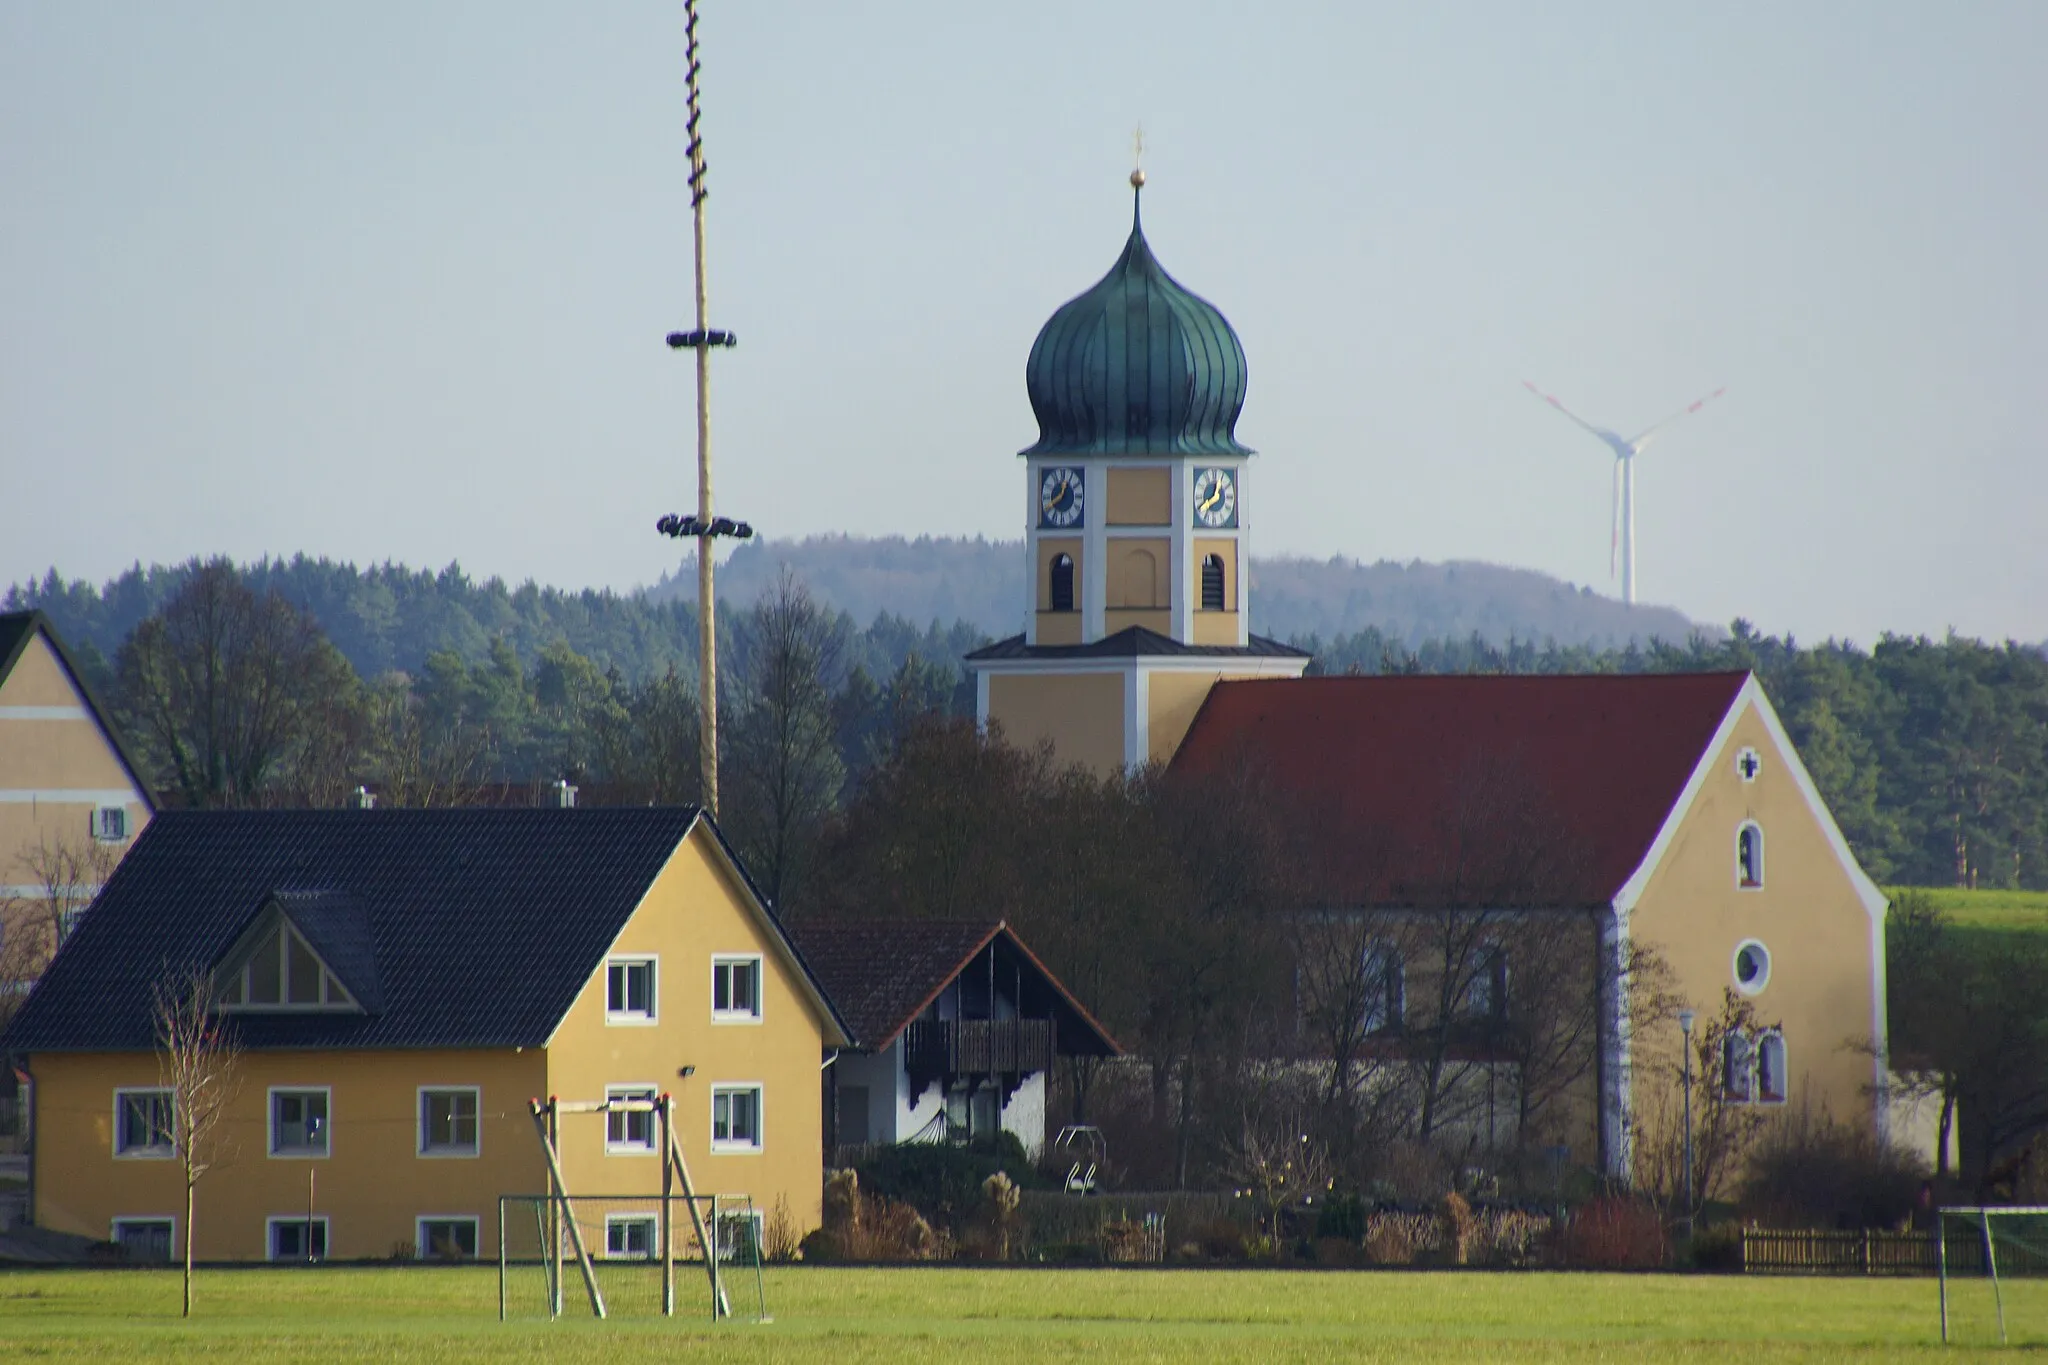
[1678,1008,1697,1239]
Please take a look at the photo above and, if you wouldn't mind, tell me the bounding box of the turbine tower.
[1522,381,1726,606]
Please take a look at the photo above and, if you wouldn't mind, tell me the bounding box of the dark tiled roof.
[0,610,157,810]
[1172,672,1750,906]
[789,919,1119,1057]
[3,807,704,1053]
[965,626,1309,663]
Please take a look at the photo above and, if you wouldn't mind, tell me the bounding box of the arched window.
[1737,822,1764,889]
[1722,1032,1754,1102]
[1756,1031,1787,1104]
[1200,554,1226,610]
[1049,554,1074,612]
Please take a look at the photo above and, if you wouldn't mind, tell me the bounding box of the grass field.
[1894,886,2048,944]
[1,1265,2042,1362]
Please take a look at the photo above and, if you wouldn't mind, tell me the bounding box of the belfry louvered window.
[1050,554,1075,612]
[1201,554,1226,610]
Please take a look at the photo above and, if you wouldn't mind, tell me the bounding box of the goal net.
[498,1193,765,1322]
[1938,1207,2048,1346]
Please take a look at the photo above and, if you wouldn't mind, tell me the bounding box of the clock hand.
[1199,485,1220,514]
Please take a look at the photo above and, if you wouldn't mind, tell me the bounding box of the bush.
[803,1168,952,1262]
[1686,1221,1744,1271]
[1740,1109,1928,1229]
[855,1136,1036,1229]
[1557,1196,1669,1269]
[1315,1192,1368,1241]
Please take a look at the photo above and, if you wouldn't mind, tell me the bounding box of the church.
[966,175,1890,1184]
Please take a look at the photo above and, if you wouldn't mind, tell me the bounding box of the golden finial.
[1130,124,1146,189]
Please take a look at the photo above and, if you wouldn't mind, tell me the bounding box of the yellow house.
[1172,671,1890,1182]
[0,610,155,983]
[2,806,849,1261]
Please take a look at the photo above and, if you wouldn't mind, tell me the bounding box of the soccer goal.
[1938,1206,2048,1345]
[496,1093,767,1323]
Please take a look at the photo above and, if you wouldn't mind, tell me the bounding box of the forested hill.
[655,535,1706,649]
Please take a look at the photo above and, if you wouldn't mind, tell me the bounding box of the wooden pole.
[661,1094,675,1318]
[665,1113,729,1318]
[683,0,719,817]
[529,1098,606,1319]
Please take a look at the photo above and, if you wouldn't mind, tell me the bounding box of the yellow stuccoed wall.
[986,673,1126,774]
[1628,699,1881,1133]
[542,824,832,1234]
[27,1047,546,1259]
[0,633,151,884]
[1104,468,1171,525]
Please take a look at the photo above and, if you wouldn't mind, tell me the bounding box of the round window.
[1733,940,1771,995]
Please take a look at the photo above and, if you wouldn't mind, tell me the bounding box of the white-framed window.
[606,956,657,1024]
[110,1217,175,1262]
[416,1215,480,1260]
[418,1087,480,1157]
[605,1085,658,1154]
[1722,1033,1755,1103]
[715,1208,765,1263]
[1467,946,1509,1022]
[604,1214,657,1260]
[1361,943,1404,1033]
[267,1216,329,1262]
[1733,939,1771,996]
[268,1087,330,1157]
[1736,822,1765,890]
[113,1088,175,1158]
[712,956,763,1023]
[1756,1031,1788,1104]
[711,1085,763,1153]
[91,805,128,842]
[215,920,358,1012]
[1735,746,1762,782]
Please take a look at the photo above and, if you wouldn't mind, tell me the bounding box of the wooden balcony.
[905,1018,1055,1088]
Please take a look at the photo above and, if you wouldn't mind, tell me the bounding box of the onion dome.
[1022,186,1252,457]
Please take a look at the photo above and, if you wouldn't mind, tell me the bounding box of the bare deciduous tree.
[152,967,241,1316]
[0,832,122,1027]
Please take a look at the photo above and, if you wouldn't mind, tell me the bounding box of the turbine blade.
[1523,380,1609,441]
[1628,386,1727,449]
[1610,459,1622,579]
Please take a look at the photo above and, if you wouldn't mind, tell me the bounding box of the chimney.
[550,779,578,810]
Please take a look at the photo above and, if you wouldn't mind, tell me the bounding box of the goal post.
[1938,1206,2048,1346]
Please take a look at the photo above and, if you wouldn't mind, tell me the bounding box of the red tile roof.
[1171,672,1750,906]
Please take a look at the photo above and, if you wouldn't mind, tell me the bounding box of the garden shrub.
[1557,1196,1669,1269]
[803,1168,952,1262]
[855,1135,1035,1228]
[1315,1192,1369,1241]
[1740,1109,1927,1229]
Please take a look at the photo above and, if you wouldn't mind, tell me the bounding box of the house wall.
[831,1049,897,1146]
[1001,1071,1047,1159]
[26,1046,545,1259]
[543,822,833,1235]
[1627,697,1883,1150]
[0,633,149,966]
[985,672,1126,775]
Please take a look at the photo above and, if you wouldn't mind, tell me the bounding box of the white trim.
[0,789,142,805]
[414,1214,481,1259]
[1083,463,1106,642]
[603,954,659,1025]
[266,1085,332,1159]
[1172,460,1193,642]
[711,954,765,1024]
[975,669,991,729]
[709,1082,765,1154]
[265,1214,330,1262]
[0,705,91,721]
[416,1085,482,1158]
[109,1216,178,1262]
[1735,745,1762,782]
[1125,667,1146,770]
[1732,939,1772,996]
[1601,903,1634,1182]
[604,1083,660,1154]
[1610,687,1750,916]
[965,653,1307,679]
[112,1086,176,1159]
[0,884,56,899]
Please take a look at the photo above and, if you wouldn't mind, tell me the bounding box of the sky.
[3,2,2044,645]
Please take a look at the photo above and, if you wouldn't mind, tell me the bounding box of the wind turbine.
[1522,381,1726,606]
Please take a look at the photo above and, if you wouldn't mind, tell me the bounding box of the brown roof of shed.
[1171,671,1749,906]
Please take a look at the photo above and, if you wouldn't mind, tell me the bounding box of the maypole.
[657,0,751,816]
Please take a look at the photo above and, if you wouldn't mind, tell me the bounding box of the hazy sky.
[4,2,2044,644]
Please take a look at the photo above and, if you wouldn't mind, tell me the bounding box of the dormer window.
[216,920,359,1012]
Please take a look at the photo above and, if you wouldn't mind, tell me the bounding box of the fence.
[1741,1228,1952,1275]
[497,1193,763,1321]
[1016,1190,1252,1261]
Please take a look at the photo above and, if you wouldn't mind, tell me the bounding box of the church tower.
[966,174,1309,773]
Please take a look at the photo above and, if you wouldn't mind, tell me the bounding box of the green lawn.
[1894,886,2048,942]
[0,1264,2041,1362]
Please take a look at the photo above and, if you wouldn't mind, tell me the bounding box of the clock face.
[1039,466,1084,528]
[1193,467,1238,528]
